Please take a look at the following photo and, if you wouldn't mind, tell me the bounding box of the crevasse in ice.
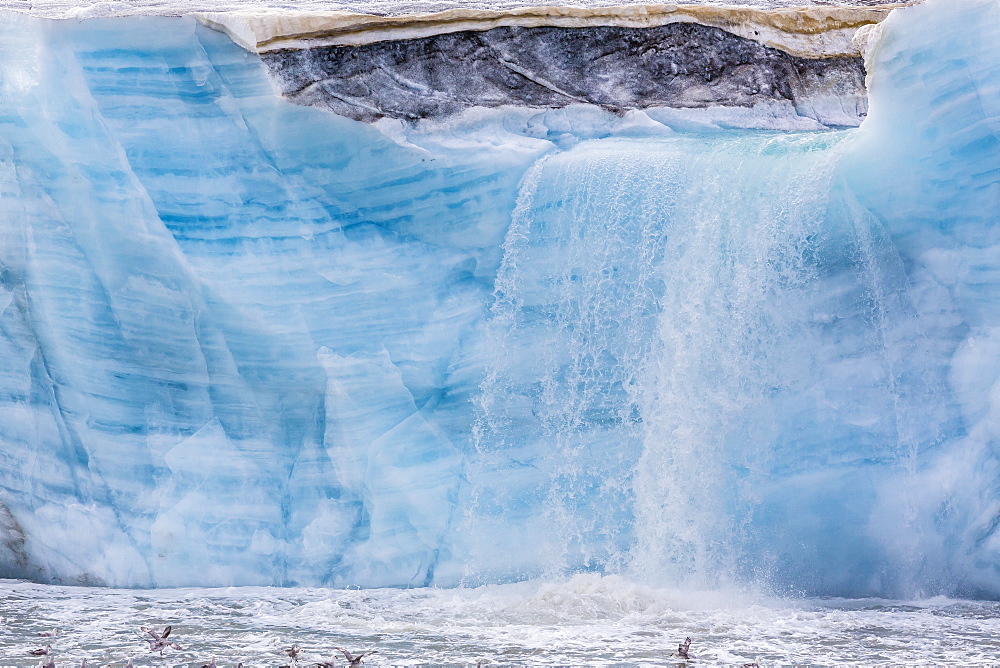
[0,0,999,597]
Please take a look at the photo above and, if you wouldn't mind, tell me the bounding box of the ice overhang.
[195,3,916,59]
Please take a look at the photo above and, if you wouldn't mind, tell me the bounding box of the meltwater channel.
[1,0,1000,664]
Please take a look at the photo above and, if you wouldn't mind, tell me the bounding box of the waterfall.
[473,131,955,595]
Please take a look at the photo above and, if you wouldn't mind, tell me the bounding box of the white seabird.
[676,637,692,661]
[335,647,378,666]
[141,625,182,654]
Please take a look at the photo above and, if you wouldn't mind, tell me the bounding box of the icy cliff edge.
[194,4,905,124]
[195,4,907,57]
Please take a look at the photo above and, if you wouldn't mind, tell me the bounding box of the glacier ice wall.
[0,0,999,597]
[0,13,540,587]
[841,0,1000,597]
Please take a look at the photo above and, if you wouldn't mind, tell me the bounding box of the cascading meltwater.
[471,131,954,596]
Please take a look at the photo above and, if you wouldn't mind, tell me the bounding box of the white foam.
[0,575,997,665]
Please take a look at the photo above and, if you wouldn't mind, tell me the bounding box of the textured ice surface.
[1,0,911,19]
[0,13,522,587]
[840,0,1000,598]
[0,0,999,597]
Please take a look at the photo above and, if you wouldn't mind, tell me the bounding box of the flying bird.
[335,648,378,666]
[141,626,182,654]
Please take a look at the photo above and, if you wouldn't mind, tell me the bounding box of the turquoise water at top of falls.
[0,0,999,600]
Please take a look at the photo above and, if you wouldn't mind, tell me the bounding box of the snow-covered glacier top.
[0,0,910,19]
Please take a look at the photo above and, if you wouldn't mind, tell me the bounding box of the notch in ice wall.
[1,0,1000,598]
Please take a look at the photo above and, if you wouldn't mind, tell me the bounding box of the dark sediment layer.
[261,23,867,124]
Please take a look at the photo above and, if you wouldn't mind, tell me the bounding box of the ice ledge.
[195,3,914,59]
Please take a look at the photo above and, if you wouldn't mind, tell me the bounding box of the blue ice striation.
[0,0,999,597]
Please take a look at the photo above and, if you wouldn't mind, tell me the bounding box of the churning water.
[2,575,1000,666]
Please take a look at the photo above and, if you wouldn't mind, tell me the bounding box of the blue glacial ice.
[0,0,999,597]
